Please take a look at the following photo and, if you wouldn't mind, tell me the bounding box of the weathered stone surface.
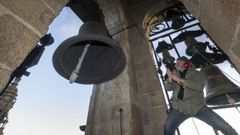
[0,4,7,16]
[150,91,167,106]
[0,14,39,92]
[86,101,142,135]
[97,0,128,35]
[143,122,165,135]
[0,64,12,92]
[92,123,113,135]
[135,67,161,93]
[150,106,168,124]
[42,0,67,15]
[1,0,56,34]
[230,48,240,71]
[229,26,240,71]
[199,0,240,50]
[0,14,38,69]
[130,104,142,121]
[179,0,200,18]
[141,105,167,124]
[142,105,166,135]
[130,120,144,135]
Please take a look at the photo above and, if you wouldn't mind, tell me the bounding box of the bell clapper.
[226,94,240,113]
[69,44,91,83]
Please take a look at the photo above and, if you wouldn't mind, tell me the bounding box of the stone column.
[128,24,168,135]
[0,0,67,92]
[85,1,143,134]
[180,0,240,71]
[85,0,168,135]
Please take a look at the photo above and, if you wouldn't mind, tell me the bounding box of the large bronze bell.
[155,41,175,71]
[162,49,175,65]
[202,65,240,105]
[165,9,186,30]
[184,36,207,56]
[52,21,126,84]
[156,41,173,54]
[155,41,175,66]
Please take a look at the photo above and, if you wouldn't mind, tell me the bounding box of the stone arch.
[0,1,68,92]
[141,1,177,38]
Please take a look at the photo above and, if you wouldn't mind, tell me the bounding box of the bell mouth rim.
[206,89,240,105]
[52,34,126,84]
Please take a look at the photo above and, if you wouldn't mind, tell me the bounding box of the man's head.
[175,56,191,71]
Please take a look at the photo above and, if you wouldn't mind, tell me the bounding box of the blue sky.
[4,6,240,135]
[5,7,92,135]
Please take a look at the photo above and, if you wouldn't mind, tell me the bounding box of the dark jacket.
[165,65,206,115]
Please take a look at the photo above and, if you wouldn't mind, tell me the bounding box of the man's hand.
[171,75,180,82]
[166,69,185,85]
[171,74,185,85]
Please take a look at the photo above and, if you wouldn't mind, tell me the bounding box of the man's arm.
[164,69,177,91]
[183,71,205,92]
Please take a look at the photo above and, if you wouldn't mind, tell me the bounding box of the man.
[164,56,238,135]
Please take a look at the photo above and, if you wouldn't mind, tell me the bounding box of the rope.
[226,94,240,113]
[192,118,200,135]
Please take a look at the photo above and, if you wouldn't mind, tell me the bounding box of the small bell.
[184,36,207,56]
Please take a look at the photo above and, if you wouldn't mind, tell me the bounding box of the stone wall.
[0,0,67,92]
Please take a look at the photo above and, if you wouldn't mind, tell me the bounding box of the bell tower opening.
[148,2,240,134]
